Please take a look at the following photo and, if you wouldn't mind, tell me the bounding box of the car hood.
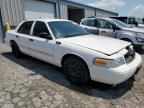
[61,35,131,55]
[124,27,144,33]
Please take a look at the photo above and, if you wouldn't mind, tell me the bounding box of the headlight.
[136,37,144,42]
[135,32,144,42]
[94,57,125,68]
[135,32,144,37]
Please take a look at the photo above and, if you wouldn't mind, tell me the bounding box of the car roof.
[82,17,114,22]
[83,17,112,20]
[25,18,71,23]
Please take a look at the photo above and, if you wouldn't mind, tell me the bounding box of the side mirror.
[38,32,52,40]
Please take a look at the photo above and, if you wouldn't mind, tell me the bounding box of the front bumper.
[89,53,142,85]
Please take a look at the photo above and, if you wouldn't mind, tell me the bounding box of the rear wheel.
[63,56,90,85]
[11,42,22,58]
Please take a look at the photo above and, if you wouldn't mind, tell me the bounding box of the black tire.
[63,56,90,85]
[134,45,143,52]
[11,42,22,58]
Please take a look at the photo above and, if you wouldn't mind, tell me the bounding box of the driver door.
[98,19,116,38]
[29,21,55,64]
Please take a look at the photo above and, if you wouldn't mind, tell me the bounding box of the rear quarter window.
[17,21,33,35]
[81,19,87,25]
[82,19,97,27]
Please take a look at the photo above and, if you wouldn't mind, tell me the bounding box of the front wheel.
[63,56,90,85]
[133,45,143,51]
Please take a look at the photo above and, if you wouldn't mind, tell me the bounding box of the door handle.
[56,41,61,45]
[16,35,19,38]
[29,39,34,42]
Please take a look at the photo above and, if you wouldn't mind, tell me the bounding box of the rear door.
[29,21,55,63]
[17,21,34,54]
[97,19,116,38]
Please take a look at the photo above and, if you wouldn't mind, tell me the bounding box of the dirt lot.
[0,43,144,108]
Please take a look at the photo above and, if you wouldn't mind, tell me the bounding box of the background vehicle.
[110,16,144,28]
[5,19,142,85]
[80,17,144,49]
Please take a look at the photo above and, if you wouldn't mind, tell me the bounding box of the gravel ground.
[0,43,144,108]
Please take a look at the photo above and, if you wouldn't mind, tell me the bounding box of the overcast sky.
[69,0,144,18]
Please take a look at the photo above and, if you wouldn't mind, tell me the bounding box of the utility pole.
[58,0,61,18]
[0,8,5,43]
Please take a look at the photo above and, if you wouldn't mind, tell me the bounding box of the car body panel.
[80,17,144,46]
[59,35,131,55]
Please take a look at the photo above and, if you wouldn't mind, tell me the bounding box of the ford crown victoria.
[5,19,142,85]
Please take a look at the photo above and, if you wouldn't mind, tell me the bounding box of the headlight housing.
[135,32,144,42]
[135,32,144,37]
[136,37,144,42]
[94,57,125,68]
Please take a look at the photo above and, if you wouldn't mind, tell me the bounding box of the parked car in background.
[80,17,144,49]
[5,19,142,85]
[110,16,144,28]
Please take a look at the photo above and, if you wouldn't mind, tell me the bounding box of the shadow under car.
[2,52,136,100]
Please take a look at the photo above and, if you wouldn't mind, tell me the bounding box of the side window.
[82,19,97,27]
[98,19,113,29]
[81,19,87,25]
[86,19,96,27]
[33,21,50,38]
[18,21,33,35]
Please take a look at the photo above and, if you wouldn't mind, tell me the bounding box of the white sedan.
[5,19,142,85]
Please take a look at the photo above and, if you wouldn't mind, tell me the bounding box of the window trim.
[46,21,56,39]
[30,21,36,36]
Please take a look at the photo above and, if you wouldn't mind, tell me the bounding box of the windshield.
[111,19,132,28]
[137,18,143,24]
[48,21,90,39]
